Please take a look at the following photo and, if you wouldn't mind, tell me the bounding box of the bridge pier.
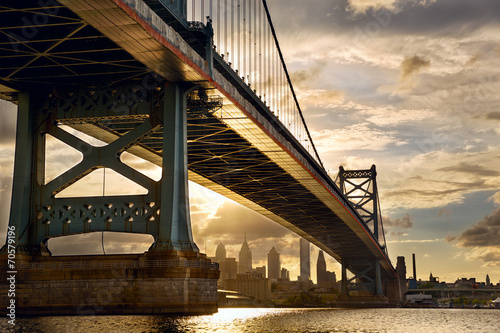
[337,258,389,308]
[1,81,219,315]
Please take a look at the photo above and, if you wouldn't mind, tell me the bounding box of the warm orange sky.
[1,0,500,284]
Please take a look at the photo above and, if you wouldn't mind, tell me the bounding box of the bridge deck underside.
[87,113,373,261]
[0,1,394,279]
[0,1,152,100]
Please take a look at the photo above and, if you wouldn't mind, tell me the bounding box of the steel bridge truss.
[338,165,387,253]
[9,81,201,254]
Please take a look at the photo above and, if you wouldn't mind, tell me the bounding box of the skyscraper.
[316,250,327,288]
[299,237,310,281]
[238,234,252,273]
[267,246,281,281]
[215,241,226,263]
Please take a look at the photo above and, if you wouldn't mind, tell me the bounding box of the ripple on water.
[1,308,499,333]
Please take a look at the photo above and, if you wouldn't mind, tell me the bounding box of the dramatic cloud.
[454,208,500,248]
[400,55,430,79]
[464,248,500,268]
[445,207,500,267]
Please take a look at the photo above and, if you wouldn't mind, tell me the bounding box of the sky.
[1,0,500,285]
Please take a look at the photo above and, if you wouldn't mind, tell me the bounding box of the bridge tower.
[336,165,395,306]
[1,79,219,315]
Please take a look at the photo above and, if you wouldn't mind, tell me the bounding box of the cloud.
[346,0,401,14]
[196,201,292,245]
[464,54,480,67]
[437,208,452,217]
[312,123,402,153]
[489,192,500,206]
[454,208,500,248]
[486,112,500,120]
[400,55,430,79]
[464,248,500,267]
[445,235,456,242]
[48,232,153,255]
[383,213,413,229]
[386,238,442,244]
[298,89,345,109]
[437,162,500,178]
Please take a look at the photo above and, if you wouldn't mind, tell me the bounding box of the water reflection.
[2,308,499,333]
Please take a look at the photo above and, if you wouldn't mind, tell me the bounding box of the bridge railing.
[186,0,322,166]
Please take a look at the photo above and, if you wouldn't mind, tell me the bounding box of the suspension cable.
[261,0,324,169]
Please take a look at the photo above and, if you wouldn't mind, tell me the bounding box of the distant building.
[268,247,281,281]
[299,238,310,282]
[238,235,253,274]
[429,272,438,283]
[486,274,491,287]
[219,258,238,281]
[280,268,290,281]
[225,272,270,301]
[316,251,327,288]
[326,271,337,286]
[255,266,266,278]
[215,242,226,263]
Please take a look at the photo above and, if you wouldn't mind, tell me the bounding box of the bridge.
[0,0,403,314]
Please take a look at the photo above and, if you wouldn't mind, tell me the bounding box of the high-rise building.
[238,234,252,273]
[267,246,281,281]
[280,268,290,281]
[299,238,310,282]
[215,241,226,263]
[486,274,490,287]
[316,250,327,288]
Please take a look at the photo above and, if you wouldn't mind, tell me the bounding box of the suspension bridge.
[0,0,404,314]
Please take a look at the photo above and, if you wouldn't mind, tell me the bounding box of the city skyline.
[1,0,500,284]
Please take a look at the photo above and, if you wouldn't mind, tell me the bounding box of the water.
[1,308,499,333]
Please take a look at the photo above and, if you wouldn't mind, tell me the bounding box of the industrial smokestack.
[412,253,417,280]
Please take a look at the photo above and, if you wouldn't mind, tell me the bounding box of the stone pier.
[0,251,219,316]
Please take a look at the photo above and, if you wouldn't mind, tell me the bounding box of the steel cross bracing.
[0,0,396,279]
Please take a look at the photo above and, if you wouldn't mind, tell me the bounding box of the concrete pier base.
[335,295,389,308]
[0,251,219,316]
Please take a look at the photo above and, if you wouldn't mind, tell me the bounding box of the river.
[1,308,499,332]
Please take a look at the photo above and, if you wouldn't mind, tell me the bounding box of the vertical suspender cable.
[261,0,324,168]
[217,0,220,49]
[237,0,240,73]
[248,0,251,84]
[254,0,257,91]
[223,0,227,58]
[243,0,246,79]
[258,0,262,96]
[231,0,234,66]
[201,0,204,23]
